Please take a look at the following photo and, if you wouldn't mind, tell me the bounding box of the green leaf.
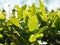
[21,4,27,10]
[52,15,57,27]
[55,17,60,30]
[0,13,5,19]
[56,11,60,18]
[38,33,44,37]
[30,3,36,14]
[28,15,39,31]
[38,26,48,33]
[48,11,58,20]
[47,11,58,26]
[28,12,34,17]
[28,3,36,17]
[17,4,27,19]
[0,43,3,45]
[35,33,44,38]
[29,34,36,42]
[14,5,23,19]
[14,5,20,10]
[10,42,16,45]
[23,10,28,22]
[17,8,23,19]
[0,28,3,31]
[0,34,3,38]
[40,0,46,16]
[40,15,48,22]
[39,0,48,22]
[7,20,13,26]
[10,18,20,27]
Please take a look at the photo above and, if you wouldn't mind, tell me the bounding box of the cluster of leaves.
[0,0,60,45]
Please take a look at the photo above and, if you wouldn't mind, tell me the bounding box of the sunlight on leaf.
[28,3,36,17]
[29,34,36,42]
[0,13,5,19]
[21,4,27,10]
[39,0,48,22]
[23,10,28,22]
[38,26,48,33]
[35,33,44,38]
[40,0,46,16]
[0,28,3,31]
[28,15,39,31]
[15,5,23,19]
[10,18,20,27]
[0,34,3,38]
[0,43,3,45]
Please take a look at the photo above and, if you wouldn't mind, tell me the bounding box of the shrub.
[0,0,60,45]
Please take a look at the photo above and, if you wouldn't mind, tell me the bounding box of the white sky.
[0,0,60,11]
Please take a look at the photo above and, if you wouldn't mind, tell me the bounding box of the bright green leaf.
[39,33,44,37]
[55,17,60,30]
[23,10,28,22]
[28,12,34,17]
[18,9,23,19]
[48,11,58,20]
[35,33,44,38]
[40,0,46,16]
[30,3,36,14]
[0,28,3,31]
[39,0,48,22]
[14,5,20,10]
[0,34,3,38]
[0,13,5,19]
[38,26,48,33]
[40,15,48,22]
[52,15,57,27]
[28,15,39,31]
[10,18,20,27]
[28,3,36,17]
[35,34,40,38]
[29,34,36,42]
[0,43,3,45]
[14,5,23,19]
[21,4,27,10]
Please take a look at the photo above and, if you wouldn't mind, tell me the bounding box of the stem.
[12,27,29,45]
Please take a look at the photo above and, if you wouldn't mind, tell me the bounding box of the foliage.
[0,0,60,45]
